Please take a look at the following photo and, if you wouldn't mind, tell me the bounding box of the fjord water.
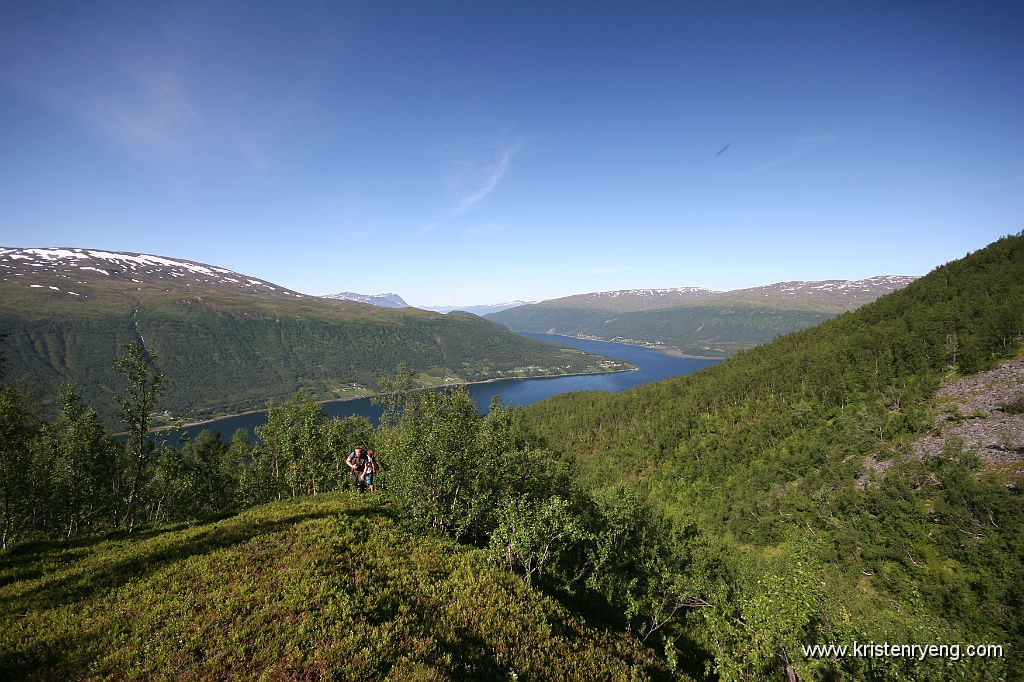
[173,333,720,442]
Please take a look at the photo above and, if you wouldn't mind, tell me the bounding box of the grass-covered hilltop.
[0,248,631,425]
[2,235,1022,680]
[0,495,666,680]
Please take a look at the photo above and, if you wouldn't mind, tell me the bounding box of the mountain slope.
[706,275,918,312]
[0,494,668,680]
[521,235,1024,678]
[0,248,629,424]
[529,287,719,313]
[487,277,916,356]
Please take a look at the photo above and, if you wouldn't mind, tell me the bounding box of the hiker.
[345,445,370,493]
[363,448,379,493]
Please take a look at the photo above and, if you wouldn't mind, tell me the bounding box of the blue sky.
[1,1,1021,306]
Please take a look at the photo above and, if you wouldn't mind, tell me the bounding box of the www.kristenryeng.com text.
[801,641,1004,662]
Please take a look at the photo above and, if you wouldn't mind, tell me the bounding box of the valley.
[3,5,1019,679]
[2,235,1020,680]
[0,248,632,425]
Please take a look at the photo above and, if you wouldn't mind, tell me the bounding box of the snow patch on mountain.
[0,247,301,296]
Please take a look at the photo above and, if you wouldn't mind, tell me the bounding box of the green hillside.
[0,494,667,680]
[486,278,914,356]
[0,249,630,424]
[520,234,1024,678]
[488,302,834,356]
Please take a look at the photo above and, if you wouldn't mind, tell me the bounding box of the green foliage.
[577,485,718,658]
[245,392,373,505]
[999,394,1024,414]
[31,384,119,539]
[377,380,577,545]
[0,379,41,549]
[699,546,832,682]
[145,430,238,524]
[488,495,585,585]
[373,361,424,427]
[113,340,166,531]
[379,386,491,537]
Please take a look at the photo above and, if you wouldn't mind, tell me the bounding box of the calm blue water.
[169,333,720,443]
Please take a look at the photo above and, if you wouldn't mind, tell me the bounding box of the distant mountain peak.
[422,300,537,315]
[322,292,408,308]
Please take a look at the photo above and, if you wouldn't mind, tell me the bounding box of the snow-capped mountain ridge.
[720,276,918,304]
[0,247,305,299]
[582,287,719,300]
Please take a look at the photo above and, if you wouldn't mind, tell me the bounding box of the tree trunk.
[777,648,798,682]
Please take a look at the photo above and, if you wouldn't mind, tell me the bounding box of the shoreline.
[154,364,637,433]
[532,331,726,360]
[154,332,717,434]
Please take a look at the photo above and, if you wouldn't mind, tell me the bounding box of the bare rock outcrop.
[912,356,1024,468]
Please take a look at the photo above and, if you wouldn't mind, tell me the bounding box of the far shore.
[534,331,726,361]
[151,363,637,434]
[149,333,721,435]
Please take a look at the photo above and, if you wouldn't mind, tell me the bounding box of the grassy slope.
[0,494,667,681]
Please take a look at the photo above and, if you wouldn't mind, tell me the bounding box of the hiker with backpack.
[344,445,380,493]
[345,445,371,493]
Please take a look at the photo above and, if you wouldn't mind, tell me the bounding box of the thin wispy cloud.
[447,134,523,213]
[86,66,202,155]
[0,32,202,157]
[0,7,316,168]
[414,223,437,236]
[738,132,849,176]
[456,142,522,212]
